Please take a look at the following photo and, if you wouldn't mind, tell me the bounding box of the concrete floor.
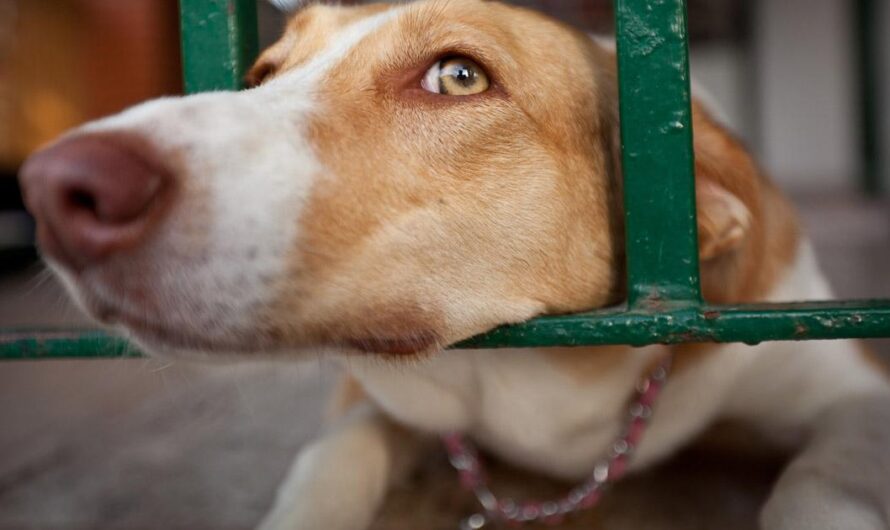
[0,194,888,530]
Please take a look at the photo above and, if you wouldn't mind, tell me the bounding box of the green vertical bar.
[179,0,259,94]
[856,0,882,195]
[615,0,702,309]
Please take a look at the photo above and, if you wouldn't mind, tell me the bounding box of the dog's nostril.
[67,188,97,214]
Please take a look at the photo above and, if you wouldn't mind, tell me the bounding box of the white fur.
[349,346,663,478]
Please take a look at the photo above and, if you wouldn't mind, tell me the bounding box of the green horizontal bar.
[3,301,890,360]
[0,330,137,360]
[458,300,890,348]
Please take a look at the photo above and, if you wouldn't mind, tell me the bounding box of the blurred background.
[0,1,888,529]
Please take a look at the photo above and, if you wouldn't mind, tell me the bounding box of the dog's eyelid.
[437,49,493,73]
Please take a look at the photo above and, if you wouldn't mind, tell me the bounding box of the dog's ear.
[696,179,751,261]
[688,104,801,304]
[585,41,796,302]
[691,106,756,262]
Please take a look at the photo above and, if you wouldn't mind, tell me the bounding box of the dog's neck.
[442,353,673,527]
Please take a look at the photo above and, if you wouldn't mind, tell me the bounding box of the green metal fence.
[2,0,889,359]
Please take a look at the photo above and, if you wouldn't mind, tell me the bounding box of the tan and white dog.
[18,1,890,529]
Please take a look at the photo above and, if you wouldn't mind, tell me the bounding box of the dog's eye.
[421,57,489,96]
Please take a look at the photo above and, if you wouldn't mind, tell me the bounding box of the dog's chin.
[66,294,274,361]
[121,323,277,361]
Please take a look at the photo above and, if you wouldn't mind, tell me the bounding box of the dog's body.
[18,1,890,529]
[270,241,889,530]
[349,243,880,479]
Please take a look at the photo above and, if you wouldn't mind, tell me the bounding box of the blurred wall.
[0,0,181,170]
[882,0,890,191]
[753,0,858,192]
[689,45,751,140]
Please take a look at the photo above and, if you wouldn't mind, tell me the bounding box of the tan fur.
[245,1,803,371]
[254,1,626,351]
[692,105,801,304]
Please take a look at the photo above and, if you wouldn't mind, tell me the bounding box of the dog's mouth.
[345,331,442,356]
[97,303,259,353]
[70,283,443,358]
[121,315,441,358]
[64,283,268,356]
[51,257,450,359]
[118,316,249,353]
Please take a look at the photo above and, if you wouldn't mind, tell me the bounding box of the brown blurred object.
[0,0,182,169]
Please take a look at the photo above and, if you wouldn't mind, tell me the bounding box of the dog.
[18,1,890,528]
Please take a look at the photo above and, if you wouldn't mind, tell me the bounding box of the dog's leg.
[257,401,428,530]
[761,391,890,530]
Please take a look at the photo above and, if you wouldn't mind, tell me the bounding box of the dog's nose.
[19,135,171,270]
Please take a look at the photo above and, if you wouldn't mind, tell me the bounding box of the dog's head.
[19,0,767,359]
